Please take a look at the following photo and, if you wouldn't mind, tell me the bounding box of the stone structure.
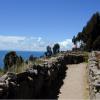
[0,52,85,99]
[88,51,100,100]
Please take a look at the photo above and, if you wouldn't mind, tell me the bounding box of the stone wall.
[0,53,85,99]
[88,51,100,100]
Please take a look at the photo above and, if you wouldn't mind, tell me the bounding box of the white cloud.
[0,35,26,43]
[0,35,47,51]
[59,39,73,51]
[37,37,42,42]
[0,35,73,51]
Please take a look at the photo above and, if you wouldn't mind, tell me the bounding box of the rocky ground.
[59,63,90,100]
[0,51,87,99]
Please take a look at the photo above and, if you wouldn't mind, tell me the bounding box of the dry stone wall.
[88,51,100,100]
[0,53,85,99]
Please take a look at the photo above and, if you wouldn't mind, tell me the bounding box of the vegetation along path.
[59,63,90,100]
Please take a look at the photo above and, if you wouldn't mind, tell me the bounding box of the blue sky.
[0,0,100,51]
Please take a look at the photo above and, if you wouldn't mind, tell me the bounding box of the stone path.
[59,63,90,100]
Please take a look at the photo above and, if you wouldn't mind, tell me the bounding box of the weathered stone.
[0,52,85,99]
[88,51,100,100]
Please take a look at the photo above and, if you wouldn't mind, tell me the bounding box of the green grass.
[0,51,89,75]
[83,52,89,63]
[0,68,4,76]
[7,59,45,74]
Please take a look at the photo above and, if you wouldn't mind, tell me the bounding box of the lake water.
[0,50,44,68]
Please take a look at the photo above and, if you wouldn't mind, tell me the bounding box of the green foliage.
[4,51,24,72]
[45,43,60,57]
[45,45,52,57]
[92,36,100,50]
[53,43,60,54]
[72,36,77,45]
[29,55,37,62]
[75,12,100,51]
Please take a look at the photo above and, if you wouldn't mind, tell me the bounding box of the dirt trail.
[59,63,90,100]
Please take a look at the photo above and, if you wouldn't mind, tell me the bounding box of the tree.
[53,43,60,54]
[4,51,23,71]
[92,36,100,50]
[29,55,37,61]
[45,45,52,57]
[75,12,100,51]
[72,36,77,45]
